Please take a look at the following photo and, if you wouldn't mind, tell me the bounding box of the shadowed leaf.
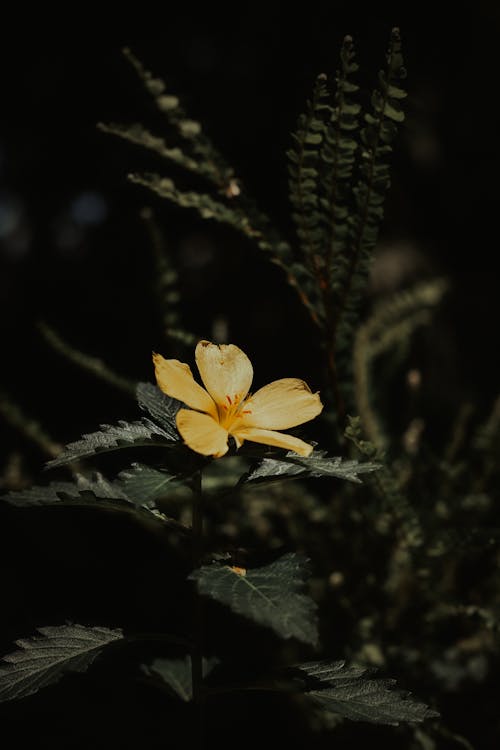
[3,471,184,531]
[0,625,123,703]
[190,553,318,645]
[46,419,173,468]
[246,450,380,484]
[143,655,218,701]
[117,463,179,505]
[290,660,439,726]
[136,382,182,440]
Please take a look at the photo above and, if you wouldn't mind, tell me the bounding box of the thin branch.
[0,391,63,458]
[38,321,137,396]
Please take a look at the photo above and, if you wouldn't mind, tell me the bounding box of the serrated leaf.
[190,553,318,645]
[290,660,439,726]
[4,479,106,508]
[246,450,380,484]
[0,624,124,703]
[117,463,179,505]
[75,472,129,500]
[46,419,172,469]
[136,382,181,440]
[143,655,218,702]
[2,473,167,524]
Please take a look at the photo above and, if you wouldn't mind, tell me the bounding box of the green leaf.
[3,473,163,521]
[246,450,380,484]
[3,472,189,534]
[143,655,218,702]
[190,553,318,646]
[383,102,405,123]
[46,419,173,469]
[136,382,181,440]
[290,660,439,726]
[4,476,121,508]
[304,132,323,145]
[0,624,124,703]
[117,463,179,505]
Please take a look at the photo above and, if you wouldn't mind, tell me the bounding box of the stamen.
[226,395,232,405]
[241,409,252,415]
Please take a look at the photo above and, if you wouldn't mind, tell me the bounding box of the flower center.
[218,393,252,430]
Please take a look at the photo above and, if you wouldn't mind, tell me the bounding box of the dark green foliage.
[136,381,181,440]
[143,655,218,702]
[345,415,424,548]
[118,47,236,191]
[117,463,179,505]
[286,36,363,326]
[245,449,380,484]
[287,73,332,321]
[100,33,407,428]
[100,49,305,314]
[321,36,360,287]
[0,625,123,703]
[335,29,407,367]
[46,419,174,468]
[189,553,318,646]
[290,661,438,726]
[352,279,448,451]
[3,471,186,532]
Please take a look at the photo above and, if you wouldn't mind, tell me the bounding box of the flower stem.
[191,471,205,748]
[326,338,346,440]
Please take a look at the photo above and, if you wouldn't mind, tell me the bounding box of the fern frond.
[122,48,235,192]
[129,173,260,236]
[98,122,214,182]
[130,173,322,324]
[336,28,407,361]
[473,395,500,456]
[471,394,500,491]
[321,35,361,290]
[345,416,423,548]
[287,73,331,319]
[353,279,448,449]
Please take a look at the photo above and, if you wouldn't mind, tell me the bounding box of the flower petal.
[195,340,253,407]
[153,353,217,418]
[176,408,229,457]
[232,426,314,457]
[242,378,323,429]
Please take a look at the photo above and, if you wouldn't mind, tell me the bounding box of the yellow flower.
[153,340,323,458]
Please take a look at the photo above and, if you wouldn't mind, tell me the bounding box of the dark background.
[1,6,500,748]
[2,8,500,442]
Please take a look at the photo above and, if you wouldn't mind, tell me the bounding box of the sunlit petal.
[153,353,217,418]
[232,426,314,457]
[176,408,229,457]
[242,378,323,429]
[195,340,253,406]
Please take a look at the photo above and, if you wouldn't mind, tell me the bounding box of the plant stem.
[326,339,346,437]
[191,471,205,748]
